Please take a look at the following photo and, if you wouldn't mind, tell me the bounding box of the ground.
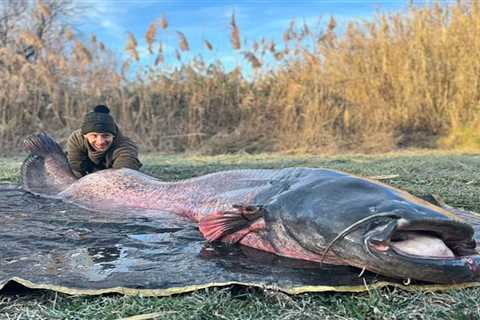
[1,151,479,320]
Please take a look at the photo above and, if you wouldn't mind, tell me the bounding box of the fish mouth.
[363,217,480,283]
[366,218,477,260]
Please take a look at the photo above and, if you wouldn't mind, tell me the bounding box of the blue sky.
[75,1,417,71]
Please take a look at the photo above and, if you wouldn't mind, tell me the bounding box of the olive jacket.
[66,129,142,178]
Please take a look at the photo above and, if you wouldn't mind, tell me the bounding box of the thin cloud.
[99,20,127,39]
[75,0,129,20]
[74,0,130,40]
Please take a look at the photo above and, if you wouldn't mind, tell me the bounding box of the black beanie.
[81,105,117,135]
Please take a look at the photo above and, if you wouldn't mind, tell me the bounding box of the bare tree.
[0,0,28,47]
[0,0,86,61]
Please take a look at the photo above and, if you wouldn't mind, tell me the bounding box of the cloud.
[75,0,128,20]
[74,0,130,40]
[99,19,127,39]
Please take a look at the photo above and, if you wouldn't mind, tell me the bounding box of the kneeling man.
[66,104,142,178]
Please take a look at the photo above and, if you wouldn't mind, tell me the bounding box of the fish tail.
[21,132,77,196]
[199,205,265,242]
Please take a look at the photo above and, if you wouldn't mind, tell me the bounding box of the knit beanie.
[81,105,117,135]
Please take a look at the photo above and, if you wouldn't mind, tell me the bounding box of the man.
[66,104,142,178]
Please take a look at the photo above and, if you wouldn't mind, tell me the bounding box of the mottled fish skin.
[59,167,282,220]
[57,167,351,221]
[21,133,480,284]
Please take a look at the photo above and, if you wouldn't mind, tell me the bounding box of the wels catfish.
[21,132,480,284]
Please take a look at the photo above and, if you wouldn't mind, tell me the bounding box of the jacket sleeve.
[66,130,89,178]
[111,138,142,170]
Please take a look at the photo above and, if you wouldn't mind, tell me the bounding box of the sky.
[74,1,419,72]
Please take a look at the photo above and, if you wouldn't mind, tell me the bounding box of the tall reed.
[1,2,479,154]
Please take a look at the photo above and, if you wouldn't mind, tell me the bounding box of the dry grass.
[0,1,479,154]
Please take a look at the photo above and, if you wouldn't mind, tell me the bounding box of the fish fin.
[199,205,265,242]
[21,132,77,196]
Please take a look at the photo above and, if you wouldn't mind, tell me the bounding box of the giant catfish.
[21,132,480,284]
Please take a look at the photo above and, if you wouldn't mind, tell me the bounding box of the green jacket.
[66,129,142,178]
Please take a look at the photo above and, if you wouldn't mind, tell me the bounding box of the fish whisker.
[358,266,366,277]
[320,212,400,263]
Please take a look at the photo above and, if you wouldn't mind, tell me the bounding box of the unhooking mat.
[1,184,479,296]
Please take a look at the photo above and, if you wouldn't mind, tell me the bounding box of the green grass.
[1,151,480,320]
[3,286,480,320]
[0,156,24,184]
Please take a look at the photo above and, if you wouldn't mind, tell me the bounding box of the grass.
[2,286,480,320]
[1,150,480,319]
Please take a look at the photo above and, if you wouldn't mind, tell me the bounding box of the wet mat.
[1,184,479,296]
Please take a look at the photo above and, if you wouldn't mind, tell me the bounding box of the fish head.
[267,172,480,284]
[359,202,479,283]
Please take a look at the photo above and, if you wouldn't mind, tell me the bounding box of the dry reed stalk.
[121,60,131,78]
[74,41,92,64]
[283,30,291,46]
[36,0,52,19]
[327,16,337,31]
[160,15,169,30]
[204,39,213,51]
[146,22,157,54]
[302,50,320,66]
[243,52,262,69]
[269,41,276,53]
[274,52,284,61]
[176,31,190,51]
[230,12,241,50]
[302,22,311,37]
[20,31,44,49]
[155,43,164,65]
[65,28,75,41]
[126,32,140,61]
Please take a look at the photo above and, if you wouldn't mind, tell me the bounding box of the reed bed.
[1,1,479,154]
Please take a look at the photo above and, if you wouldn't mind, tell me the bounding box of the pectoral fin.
[199,205,265,242]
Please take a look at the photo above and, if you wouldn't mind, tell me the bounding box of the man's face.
[83,132,115,152]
